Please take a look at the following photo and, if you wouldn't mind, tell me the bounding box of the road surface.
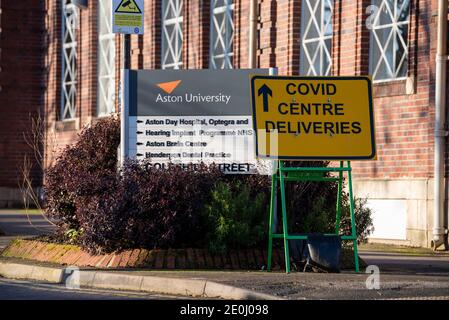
[360,251,449,276]
[0,277,183,300]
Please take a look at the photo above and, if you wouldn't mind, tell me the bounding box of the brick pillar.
[258,0,276,69]
[142,0,161,69]
[184,0,210,69]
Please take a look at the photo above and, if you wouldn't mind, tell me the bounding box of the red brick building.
[1,0,447,248]
[0,1,45,207]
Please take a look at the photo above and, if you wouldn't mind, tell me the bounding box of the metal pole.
[347,161,359,273]
[124,34,131,69]
[278,160,291,273]
[120,34,131,166]
[269,68,278,231]
[267,173,277,272]
[265,67,279,271]
[249,0,258,68]
[433,0,448,250]
[335,161,343,234]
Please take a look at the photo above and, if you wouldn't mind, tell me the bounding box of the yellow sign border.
[250,75,376,160]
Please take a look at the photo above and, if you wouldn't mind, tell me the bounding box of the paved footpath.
[104,267,449,300]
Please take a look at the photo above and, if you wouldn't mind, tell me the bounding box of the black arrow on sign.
[136,153,144,157]
[137,120,143,124]
[137,131,143,134]
[258,84,272,112]
[136,142,143,146]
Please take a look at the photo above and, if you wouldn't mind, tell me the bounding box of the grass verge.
[359,242,449,256]
[0,209,44,216]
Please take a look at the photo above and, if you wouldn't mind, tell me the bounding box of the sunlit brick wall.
[0,0,45,196]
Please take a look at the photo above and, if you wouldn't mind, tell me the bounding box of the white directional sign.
[130,116,256,173]
[113,0,144,35]
[122,69,271,174]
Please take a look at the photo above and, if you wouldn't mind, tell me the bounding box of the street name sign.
[113,0,144,34]
[122,69,271,174]
[250,76,376,160]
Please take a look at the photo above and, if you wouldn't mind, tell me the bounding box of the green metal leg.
[347,161,360,273]
[267,172,277,272]
[278,161,291,273]
[265,161,359,273]
[335,161,343,234]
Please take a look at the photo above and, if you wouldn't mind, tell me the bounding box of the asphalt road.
[0,277,182,300]
[360,251,449,276]
[0,209,55,235]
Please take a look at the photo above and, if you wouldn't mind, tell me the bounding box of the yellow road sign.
[250,76,376,160]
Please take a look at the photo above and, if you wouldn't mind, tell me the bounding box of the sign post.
[113,1,144,166]
[250,75,376,273]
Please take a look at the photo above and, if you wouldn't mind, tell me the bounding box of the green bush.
[202,180,268,254]
[340,197,375,244]
[280,165,374,244]
[289,191,375,244]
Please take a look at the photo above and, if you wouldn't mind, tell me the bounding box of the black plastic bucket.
[289,234,341,273]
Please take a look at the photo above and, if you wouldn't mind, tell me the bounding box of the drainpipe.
[249,0,257,68]
[432,0,448,250]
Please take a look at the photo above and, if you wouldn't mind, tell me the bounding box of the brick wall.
[41,0,440,183]
[43,0,123,168]
[351,0,437,179]
[0,0,45,206]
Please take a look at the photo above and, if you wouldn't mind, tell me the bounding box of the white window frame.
[61,0,79,120]
[209,0,235,69]
[97,0,116,116]
[369,0,410,83]
[300,0,333,76]
[162,0,183,70]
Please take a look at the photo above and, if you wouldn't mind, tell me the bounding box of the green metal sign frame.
[267,160,359,273]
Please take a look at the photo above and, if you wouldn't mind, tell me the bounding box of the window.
[97,0,116,116]
[162,0,183,69]
[369,0,410,82]
[300,0,333,76]
[210,0,234,69]
[61,0,79,120]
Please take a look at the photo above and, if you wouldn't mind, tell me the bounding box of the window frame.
[209,0,235,69]
[368,0,411,83]
[97,0,116,117]
[299,0,334,76]
[61,0,79,121]
[161,0,183,70]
